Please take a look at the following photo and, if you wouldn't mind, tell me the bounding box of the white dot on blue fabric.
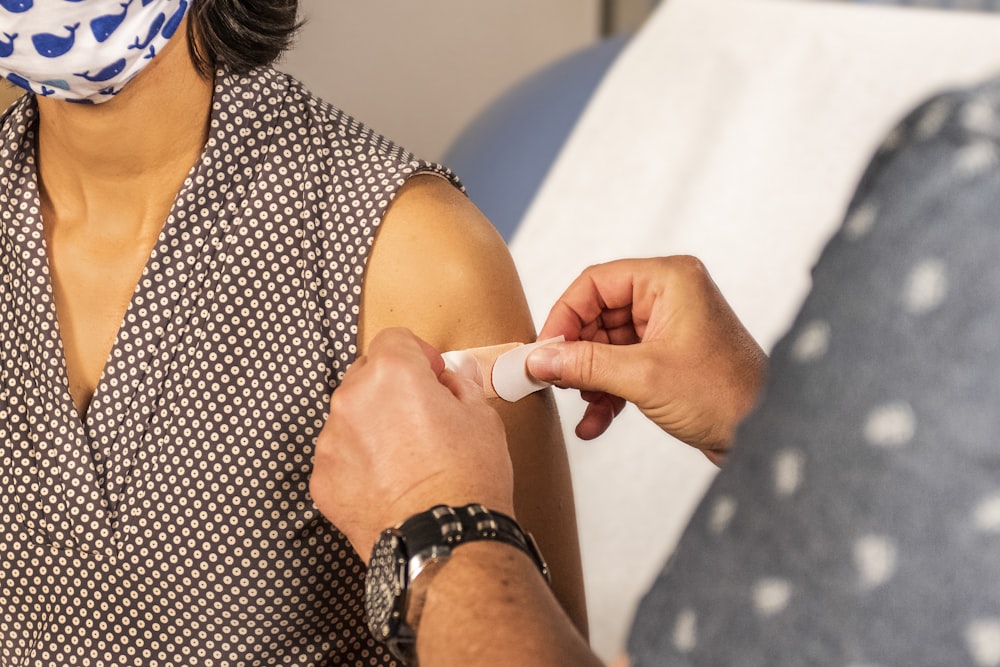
[773,449,805,498]
[903,258,948,315]
[966,618,1000,667]
[672,608,698,653]
[707,495,737,535]
[789,320,831,363]
[973,495,1000,534]
[753,577,793,617]
[916,100,953,140]
[853,534,898,590]
[843,203,878,241]
[863,402,916,449]
[962,99,1000,135]
[954,140,999,177]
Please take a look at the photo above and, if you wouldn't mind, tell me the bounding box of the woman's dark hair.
[186,0,302,77]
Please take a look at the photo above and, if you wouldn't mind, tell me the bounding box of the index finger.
[538,259,652,342]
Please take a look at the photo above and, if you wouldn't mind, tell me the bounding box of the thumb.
[438,368,489,404]
[527,341,646,401]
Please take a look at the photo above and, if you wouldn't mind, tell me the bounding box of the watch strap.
[399,504,550,584]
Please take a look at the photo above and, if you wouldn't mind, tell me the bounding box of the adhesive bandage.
[441,337,564,402]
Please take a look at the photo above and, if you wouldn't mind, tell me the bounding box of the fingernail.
[526,345,562,382]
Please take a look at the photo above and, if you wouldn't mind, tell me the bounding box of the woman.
[0,1,585,664]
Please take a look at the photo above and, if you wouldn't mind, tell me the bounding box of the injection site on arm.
[441,337,565,402]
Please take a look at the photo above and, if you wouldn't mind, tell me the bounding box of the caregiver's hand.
[310,328,515,561]
[528,256,767,464]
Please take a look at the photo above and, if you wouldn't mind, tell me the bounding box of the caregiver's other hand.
[310,328,515,561]
[528,256,767,464]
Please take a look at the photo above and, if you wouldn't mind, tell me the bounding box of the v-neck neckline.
[0,67,282,551]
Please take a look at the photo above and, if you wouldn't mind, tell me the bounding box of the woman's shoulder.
[257,67,409,159]
[230,65,457,190]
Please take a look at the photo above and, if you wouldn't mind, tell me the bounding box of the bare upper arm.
[360,173,589,634]
[360,173,534,349]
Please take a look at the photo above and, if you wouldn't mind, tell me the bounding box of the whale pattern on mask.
[90,2,131,43]
[5,71,31,89]
[0,33,17,58]
[31,23,79,58]
[40,77,70,90]
[162,0,187,40]
[130,12,164,51]
[0,0,32,13]
[74,58,126,82]
[0,0,187,102]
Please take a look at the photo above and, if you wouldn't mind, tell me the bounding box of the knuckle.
[667,254,709,280]
[572,341,599,387]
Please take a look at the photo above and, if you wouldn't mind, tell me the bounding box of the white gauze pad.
[441,336,564,402]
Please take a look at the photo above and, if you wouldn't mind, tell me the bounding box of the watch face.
[365,529,408,643]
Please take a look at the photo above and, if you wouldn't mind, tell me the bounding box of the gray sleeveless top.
[0,65,457,666]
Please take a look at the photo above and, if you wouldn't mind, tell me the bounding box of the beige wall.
[280,0,602,161]
[0,2,650,159]
[608,0,661,33]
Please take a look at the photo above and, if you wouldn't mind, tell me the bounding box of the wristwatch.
[365,503,550,665]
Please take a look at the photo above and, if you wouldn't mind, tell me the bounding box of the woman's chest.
[0,233,342,554]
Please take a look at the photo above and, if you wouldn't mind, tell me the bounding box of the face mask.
[0,0,190,104]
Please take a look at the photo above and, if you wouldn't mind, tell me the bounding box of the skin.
[1,82,22,109]
[311,329,600,667]
[357,173,588,633]
[38,18,213,419]
[530,256,767,464]
[312,257,768,666]
[36,10,588,638]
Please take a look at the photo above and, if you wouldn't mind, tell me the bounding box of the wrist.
[418,541,600,667]
[412,540,541,636]
[365,504,548,665]
[379,488,516,540]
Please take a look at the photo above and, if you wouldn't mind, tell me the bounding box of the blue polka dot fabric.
[628,77,1000,667]
[0,64,458,665]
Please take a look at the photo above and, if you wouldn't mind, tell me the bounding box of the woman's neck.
[35,25,213,236]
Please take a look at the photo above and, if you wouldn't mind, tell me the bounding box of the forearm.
[417,541,602,667]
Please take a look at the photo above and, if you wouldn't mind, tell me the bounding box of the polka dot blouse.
[628,78,1000,665]
[0,65,456,665]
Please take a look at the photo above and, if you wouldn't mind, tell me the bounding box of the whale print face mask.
[0,0,189,104]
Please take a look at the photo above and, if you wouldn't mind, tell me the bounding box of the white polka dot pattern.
[915,99,953,140]
[752,577,792,617]
[954,140,999,177]
[903,258,948,314]
[966,619,1000,667]
[962,99,1000,135]
[629,80,1000,666]
[707,495,737,535]
[0,66,456,665]
[672,608,698,653]
[843,202,878,241]
[853,534,898,590]
[772,449,805,498]
[789,319,831,363]
[973,495,1000,534]
[863,401,916,449]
